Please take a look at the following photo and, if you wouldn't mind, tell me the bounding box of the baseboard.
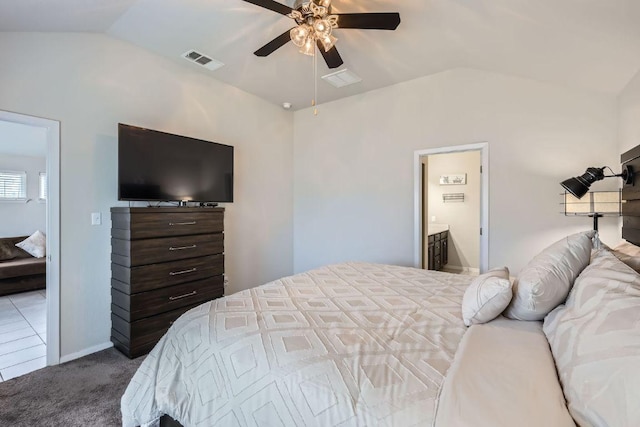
[59,341,113,364]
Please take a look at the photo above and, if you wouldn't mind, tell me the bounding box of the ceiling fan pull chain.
[313,47,318,116]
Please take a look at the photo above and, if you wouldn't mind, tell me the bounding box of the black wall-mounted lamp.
[561,165,634,199]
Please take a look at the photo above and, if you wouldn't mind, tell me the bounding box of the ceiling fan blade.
[242,0,293,16]
[254,29,293,57]
[316,41,344,69]
[335,13,401,30]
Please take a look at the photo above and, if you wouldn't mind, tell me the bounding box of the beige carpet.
[0,347,143,426]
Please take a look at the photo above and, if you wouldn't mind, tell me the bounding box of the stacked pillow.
[543,249,640,427]
[504,230,595,321]
[461,267,511,326]
[460,231,639,426]
[461,230,595,326]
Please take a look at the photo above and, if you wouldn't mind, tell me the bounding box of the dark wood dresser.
[110,207,224,358]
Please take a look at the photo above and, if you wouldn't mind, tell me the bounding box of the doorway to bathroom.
[414,142,489,273]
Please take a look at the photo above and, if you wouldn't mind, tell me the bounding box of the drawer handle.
[169,291,197,301]
[169,267,197,276]
[169,221,197,226]
[169,244,197,251]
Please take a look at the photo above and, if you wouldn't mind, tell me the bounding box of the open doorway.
[0,111,59,381]
[414,142,489,273]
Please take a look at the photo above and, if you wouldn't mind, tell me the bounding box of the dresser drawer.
[112,233,223,267]
[112,276,223,321]
[111,302,201,358]
[112,254,224,293]
[112,209,224,239]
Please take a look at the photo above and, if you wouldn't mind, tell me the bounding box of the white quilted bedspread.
[121,263,472,427]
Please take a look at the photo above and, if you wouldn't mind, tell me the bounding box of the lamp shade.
[561,177,590,198]
[560,167,605,199]
[563,191,621,215]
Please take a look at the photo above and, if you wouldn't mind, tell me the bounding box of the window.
[0,170,27,201]
[39,172,47,202]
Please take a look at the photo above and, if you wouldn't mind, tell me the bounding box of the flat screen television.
[118,124,233,203]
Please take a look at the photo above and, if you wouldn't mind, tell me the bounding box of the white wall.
[427,151,481,270]
[0,31,628,361]
[0,33,294,359]
[0,154,46,237]
[619,70,640,154]
[293,68,619,274]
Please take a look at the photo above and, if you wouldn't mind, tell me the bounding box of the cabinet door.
[441,237,448,266]
[428,242,435,270]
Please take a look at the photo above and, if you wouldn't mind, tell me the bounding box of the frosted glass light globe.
[290,25,310,47]
[314,19,331,35]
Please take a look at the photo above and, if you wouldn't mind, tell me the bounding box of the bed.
[123,263,473,426]
[121,244,640,427]
[122,150,640,427]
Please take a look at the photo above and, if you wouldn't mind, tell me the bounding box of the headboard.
[621,146,640,245]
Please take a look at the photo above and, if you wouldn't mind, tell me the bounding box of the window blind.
[0,170,27,200]
[39,172,47,201]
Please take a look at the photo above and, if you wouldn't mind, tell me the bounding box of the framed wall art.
[439,173,467,185]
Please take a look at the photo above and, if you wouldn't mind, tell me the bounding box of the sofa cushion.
[0,236,32,260]
[16,230,46,258]
[0,257,46,280]
[0,241,15,261]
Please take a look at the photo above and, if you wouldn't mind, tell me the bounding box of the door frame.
[0,110,60,366]
[413,142,489,272]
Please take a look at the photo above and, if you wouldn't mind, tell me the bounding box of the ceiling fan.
[243,0,401,69]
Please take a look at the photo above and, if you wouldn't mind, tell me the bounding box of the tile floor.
[0,290,47,382]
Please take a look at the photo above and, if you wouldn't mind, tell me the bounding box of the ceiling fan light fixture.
[308,1,328,17]
[290,25,310,47]
[287,1,339,58]
[320,34,337,52]
[313,18,331,35]
[245,0,400,115]
[300,37,316,56]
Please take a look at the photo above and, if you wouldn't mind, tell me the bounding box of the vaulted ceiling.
[2,0,640,110]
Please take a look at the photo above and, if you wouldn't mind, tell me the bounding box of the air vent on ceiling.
[321,69,362,88]
[182,50,224,71]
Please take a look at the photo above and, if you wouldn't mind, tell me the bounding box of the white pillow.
[16,230,46,258]
[461,267,512,326]
[543,249,640,427]
[504,230,594,321]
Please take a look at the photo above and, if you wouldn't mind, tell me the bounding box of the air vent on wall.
[182,50,224,71]
[321,69,362,88]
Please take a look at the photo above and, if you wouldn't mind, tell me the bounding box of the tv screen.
[118,124,233,203]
